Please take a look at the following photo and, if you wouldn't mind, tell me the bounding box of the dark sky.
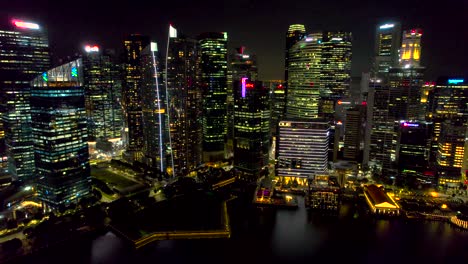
[3,0,468,80]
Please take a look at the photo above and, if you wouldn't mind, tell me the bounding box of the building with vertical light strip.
[166,26,202,176]
[286,33,322,120]
[0,19,50,182]
[399,28,422,68]
[198,32,228,162]
[285,24,306,81]
[122,34,150,161]
[233,78,269,180]
[31,59,91,209]
[82,45,123,142]
[374,22,401,75]
[276,121,329,186]
[141,42,167,174]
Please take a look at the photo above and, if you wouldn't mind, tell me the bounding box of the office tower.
[319,31,352,102]
[30,59,91,209]
[286,33,322,120]
[396,121,432,184]
[367,78,394,174]
[427,77,467,162]
[122,34,150,161]
[373,22,401,75]
[227,47,258,158]
[140,42,167,174]
[437,118,466,188]
[82,45,123,142]
[265,80,286,137]
[233,79,269,180]
[399,29,422,68]
[276,121,329,185]
[285,24,306,81]
[198,32,228,162]
[387,67,425,120]
[166,27,202,176]
[0,19,50,181]
[343,106,365,161]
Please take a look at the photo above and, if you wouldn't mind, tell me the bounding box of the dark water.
[16,197,468,264]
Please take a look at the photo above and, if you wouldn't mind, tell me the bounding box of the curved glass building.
[286,33,322,120]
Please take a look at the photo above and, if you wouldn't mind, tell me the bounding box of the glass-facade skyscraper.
[285,24,306,81]
[374,22,401,75]
[286,33,322,120]
[0,19,50,181]
[82,45,123,141]
[198,32,228,162]
[233,79,269,180]
[227,47,258,158]
[166,28,202,176]
[141,42,168,174]
[122,34,150,160]
[31,59,91,209]
[319,31,352,121]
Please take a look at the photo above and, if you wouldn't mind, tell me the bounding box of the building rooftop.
[364,184,398,208]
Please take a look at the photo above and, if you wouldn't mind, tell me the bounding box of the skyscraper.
[233,78,269,180]
[82,45,123,142]
[122,34,150,161]
[285,24,306,81]
[141,42,168,174]
[320,31,352,99]
[198,32,228,162]
[396,121,432,185]
[387,67,425,121]
[286,33,322,120]
[399,28,422,68]
[0,19,50,181]
[319,31,353,121]
[276,121,329,186]
[437,118,466,188]
[374,22,401,75]
[266,80,286,137]
[227,46,258,158]
[343,106,364,161]
[31,59,91,209]
[166,26,202,176]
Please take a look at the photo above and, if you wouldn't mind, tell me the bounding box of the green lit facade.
[31,59,91,209]
[0,20,50,181]
[285,24,306,81]
[198,32,227,161]
[286,33,322,120]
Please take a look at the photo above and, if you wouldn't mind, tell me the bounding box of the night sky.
[3,0,467,80]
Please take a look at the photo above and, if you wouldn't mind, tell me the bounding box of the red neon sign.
[245,83,254,88]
